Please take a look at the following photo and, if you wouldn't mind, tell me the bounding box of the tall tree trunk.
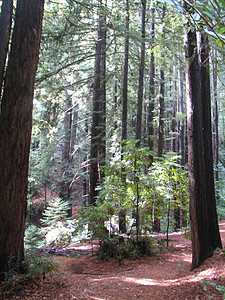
[184,25,222,269]
[147,7,155,161]
[154,5,165,233]
[89,0,106,205]
[177,60,185,165]
[157,71,165,157]
[120,0,130,234]
[0,0,44,280]
[60,95,72,216]
[135,0,146,147]
[174,59,185,230]
[211,49,219,182]
[135,0,146,239]
[0,0,13,99]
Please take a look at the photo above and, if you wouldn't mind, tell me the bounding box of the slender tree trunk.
[121,0,129,145]
[148,7,155,161]
[178,61,185,165]
[134,0,146,239]
[89,0,106,205]
[119,0,130,234]
[0,0,13,99]
[0,0,44,280]
[184,25,222,269]
[135,0,146,147]
[154,5,165,233]
[157,71,165,158]
[60,95,72,216]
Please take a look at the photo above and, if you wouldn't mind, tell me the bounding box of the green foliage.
[1,251,59,294]
[97,143,189,236]
[201,279,225,298]
[25,250,59,281]
[41,197,70,226]
[40,197,77,248]
[24,224,43,250]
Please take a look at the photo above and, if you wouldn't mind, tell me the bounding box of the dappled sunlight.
[91,267,215,288]
[121,268,215,287]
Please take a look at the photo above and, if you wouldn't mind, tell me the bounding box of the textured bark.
[89,0,106,205]
[184,27,222,270]
[199,33,221,254]
[0,0,13,99]
[0,0,44,280]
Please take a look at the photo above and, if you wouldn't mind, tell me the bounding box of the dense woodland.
[0,0,225,286]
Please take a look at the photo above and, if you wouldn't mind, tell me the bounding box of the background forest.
[0,0,225,276]
[27,0,225,242]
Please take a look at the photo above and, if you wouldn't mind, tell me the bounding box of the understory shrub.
[97,236,155,262]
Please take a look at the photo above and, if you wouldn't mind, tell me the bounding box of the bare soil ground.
[1,222,225,299]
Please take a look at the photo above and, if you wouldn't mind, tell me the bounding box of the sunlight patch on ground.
[167,253,192,263]
[121,268,215,287]
[91,268,215,288]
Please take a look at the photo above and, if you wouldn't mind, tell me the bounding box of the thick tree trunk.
[89,0,106,205]
[184,27,222,270]
[0,0,44,280]
[0,0,13,99]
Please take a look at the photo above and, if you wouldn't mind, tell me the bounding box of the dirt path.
[3,222,225,299]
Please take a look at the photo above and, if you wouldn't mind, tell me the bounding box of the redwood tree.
[89,0,106,204]
[0,0,44,280]
[184,26,222,269]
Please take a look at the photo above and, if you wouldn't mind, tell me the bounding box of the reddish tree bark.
[89,0,106,205]
[0,0,13,98]
[184,26,222,269]
[0,0,44,280]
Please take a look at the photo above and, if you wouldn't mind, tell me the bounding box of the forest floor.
[1,221,225,300]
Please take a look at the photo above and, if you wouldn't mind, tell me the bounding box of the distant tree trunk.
[157,71,165,158]
[0,0,13,99]
[0,0,44,281]
[211,49,219,182]
[120,0,130,233]
[147,7,155,161]
[60,95,72,216]
[89,0,106,205]
[177,61,185,165]
[71,103,78,153]
[135,0,146,147]
[184,25,222,269]
[83,115,89,206]
[154,5,165,233]
[135,0,146,239]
